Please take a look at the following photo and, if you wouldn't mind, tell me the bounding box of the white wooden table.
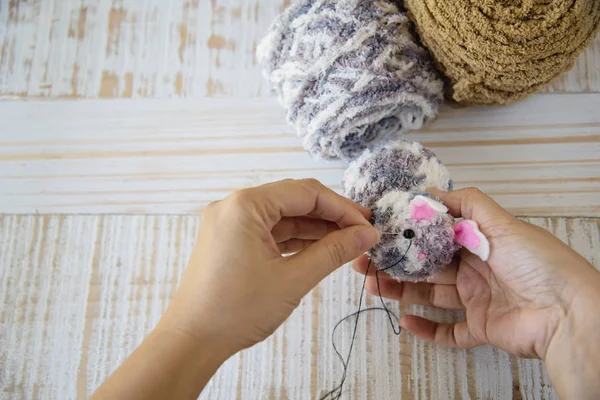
[0,1,599,399]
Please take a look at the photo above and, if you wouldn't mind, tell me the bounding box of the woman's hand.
[92,179,380,400]
[163,178,380,353]
[353,187,600,399]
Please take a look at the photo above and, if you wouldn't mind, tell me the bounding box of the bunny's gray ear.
[453,220,490,261]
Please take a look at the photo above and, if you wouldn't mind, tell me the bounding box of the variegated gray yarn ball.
[257,0,444,160]
[343,141,457,282]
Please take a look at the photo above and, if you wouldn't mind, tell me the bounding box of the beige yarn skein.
[406,0,600,105]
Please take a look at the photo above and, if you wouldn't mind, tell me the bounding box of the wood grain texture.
[0,0,597,99]
[1,214,598,399]
[1,1,599,399]
[1,94,599,216]
[0,0,287,98]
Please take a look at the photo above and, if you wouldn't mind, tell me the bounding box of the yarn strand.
[257,0,444,160]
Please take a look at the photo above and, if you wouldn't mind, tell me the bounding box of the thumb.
[287,225,380,288]
[428,187,512,222]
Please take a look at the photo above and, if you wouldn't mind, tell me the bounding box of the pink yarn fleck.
[410,200,438,221]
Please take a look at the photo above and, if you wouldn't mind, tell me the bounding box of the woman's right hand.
[353,188,600,399]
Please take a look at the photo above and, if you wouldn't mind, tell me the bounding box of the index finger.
[250,179,372,228]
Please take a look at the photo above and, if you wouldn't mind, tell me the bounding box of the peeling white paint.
[0,0,292,98]
[0,1,598,98]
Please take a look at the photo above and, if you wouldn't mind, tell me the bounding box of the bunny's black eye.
[403,229,415,239]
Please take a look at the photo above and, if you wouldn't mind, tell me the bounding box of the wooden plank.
[0,0,287,98]
[1,214,598,399]
[1,94,599,216]
[0,0,597,99]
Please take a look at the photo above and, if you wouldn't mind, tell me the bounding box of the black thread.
[379,240,412,273]
[319,241,412,400]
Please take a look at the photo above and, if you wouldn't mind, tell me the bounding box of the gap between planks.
[0,214,597,399]
[0,94,599,216]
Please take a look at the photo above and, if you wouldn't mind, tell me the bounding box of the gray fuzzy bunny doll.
[343,141,490,282]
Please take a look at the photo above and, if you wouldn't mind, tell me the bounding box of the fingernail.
[355,227,380,252]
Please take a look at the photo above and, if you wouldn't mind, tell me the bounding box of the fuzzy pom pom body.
[257,0,444,160]
[343,141,457,281]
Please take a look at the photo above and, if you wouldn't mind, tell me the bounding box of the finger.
[400,316,480,349]
[352,254,392,279]
[366,278,464,310]
[286,225,380,289]
[425,259,459,285]
[427,187,512,221]
[305,197,371,221]
[458,248,494,283]
[352,254,374,275]
[306,194,372,221]
[271,217,339,243]
[278,239,317,255]
[247,179,372,228]
[352,254,372,274]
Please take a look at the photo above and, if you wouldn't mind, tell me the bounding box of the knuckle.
[431,287,454,309]
[291,218,301,238]
[461,187,509,218]
[325,240,347,266]
[227,188,254,208]
[203,200,220,214]
[461,188,484,218]
[302,178,322,189]
[202,200,224,221]
[463,187,484,198]
[428,285,438,307]
[223,189,257,219]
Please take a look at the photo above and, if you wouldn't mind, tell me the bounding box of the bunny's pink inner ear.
[410,195,448,221]
[453,220,490,261]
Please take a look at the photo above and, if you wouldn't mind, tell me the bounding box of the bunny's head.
[369,192,489,281]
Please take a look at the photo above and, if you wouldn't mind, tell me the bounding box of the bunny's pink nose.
[418,252,427,260]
